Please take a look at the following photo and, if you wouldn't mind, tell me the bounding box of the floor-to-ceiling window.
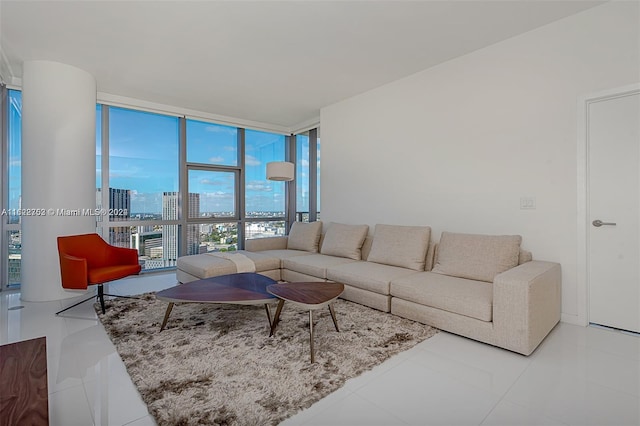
[2,89,22,289]
[2,88,319,287]
[100,106,180,270]
[186,168,238,249]
[185,119,240,253]
[296,132,310,222]
[245,129,287,239]
[294,129,320,223]
[316,131,321,220]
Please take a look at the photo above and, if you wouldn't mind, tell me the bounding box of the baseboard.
[561,312,586,326]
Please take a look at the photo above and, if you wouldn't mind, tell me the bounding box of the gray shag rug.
[97,293,437,426]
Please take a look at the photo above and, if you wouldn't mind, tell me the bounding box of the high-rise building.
[8,254,21,285]
[162,192,179,263]
[109,188,131,221]
[130,231,163,257]
[187,193,200,255]
[162,192,200,261]
[108,188,131,248]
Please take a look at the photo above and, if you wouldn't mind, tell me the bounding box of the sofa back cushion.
[431,232,522,282]
[425,241,437,271]
[361,235,374,260]
[519,249,533,264]
[320,223,369,260]
[287,221,323,252]
[367,224,431,271]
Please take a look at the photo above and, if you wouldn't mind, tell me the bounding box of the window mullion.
[179,117,187,258]
[309,128,318,223]
[238,128,246,249]
[286,135,296,231]
[100,104,109,239]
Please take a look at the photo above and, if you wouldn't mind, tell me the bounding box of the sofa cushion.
[176,250,280,279]
[519,249,533,264]
[287,221,323,252]
[367,224,431,271]
[320,223,369,260]
[245,236,288,252]
[432,232,522,282]
[327,261,419,295]
[254,249,314,268]
[391,271,493,322]
[283,254,358,279]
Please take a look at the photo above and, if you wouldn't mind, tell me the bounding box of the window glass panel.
[7,230,21,287]
[108,225,132,249]
[173,192,211,255]
[186,120,238,166]
[195,222,238,252]
[245,129,286,219]
[109,107,179,220]
[158,224,178,266]
[296,133,310,222]
[317,137,321,219]
[96,105,102,195]
[245,221,286,240]
[187,170,236,219]
[111,224,178,270]
[96,105,103,222]
[8,90,22,224]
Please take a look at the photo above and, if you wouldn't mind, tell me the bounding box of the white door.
[588,90,640,333]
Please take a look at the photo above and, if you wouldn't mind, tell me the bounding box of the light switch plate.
[520,197,536,210]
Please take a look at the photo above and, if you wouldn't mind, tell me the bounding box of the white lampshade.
[266,161,294,181]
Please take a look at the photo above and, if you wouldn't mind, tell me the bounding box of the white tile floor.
[1,273,639,426]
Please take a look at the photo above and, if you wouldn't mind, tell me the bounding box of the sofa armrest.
[493,260,561,355]
[245,236,288,252]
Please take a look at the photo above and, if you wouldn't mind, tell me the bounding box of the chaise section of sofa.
[176,221,324,283]
[176,250,282,283]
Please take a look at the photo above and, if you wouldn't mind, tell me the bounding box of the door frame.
[576,83,640,327]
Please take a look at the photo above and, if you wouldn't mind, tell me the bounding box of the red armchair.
[56,233,142,315]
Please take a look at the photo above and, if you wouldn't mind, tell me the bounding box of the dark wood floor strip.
[0,336,49,426]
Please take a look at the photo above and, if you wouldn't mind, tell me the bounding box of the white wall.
[320,1,640,324]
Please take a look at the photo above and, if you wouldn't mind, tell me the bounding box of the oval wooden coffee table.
[267,281,345,363]
[156,272,278,331]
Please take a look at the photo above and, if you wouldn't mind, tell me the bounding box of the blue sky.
[7,90,22,215]
[8,91,312,216]
[102,106,287,214]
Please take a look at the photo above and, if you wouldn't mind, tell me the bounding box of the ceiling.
[1,1,604,131]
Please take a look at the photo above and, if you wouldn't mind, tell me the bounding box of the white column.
[21,61,97,302]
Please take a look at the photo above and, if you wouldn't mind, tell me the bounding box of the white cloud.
[204,125,236,135]
[199,178,219,186]
[246,180,273,192]
[245,155,261,167]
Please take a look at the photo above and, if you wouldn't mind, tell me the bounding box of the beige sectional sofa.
[176,221,561,355]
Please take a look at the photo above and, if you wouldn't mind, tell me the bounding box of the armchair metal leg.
[98,285,106,314]
[55,284,140,316]
[55,294,98,316]
[97,286,141,314]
